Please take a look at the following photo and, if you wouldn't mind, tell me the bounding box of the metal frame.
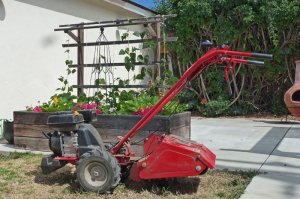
[111,47,273,155]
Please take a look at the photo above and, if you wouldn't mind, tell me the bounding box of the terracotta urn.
[284,60,300,116]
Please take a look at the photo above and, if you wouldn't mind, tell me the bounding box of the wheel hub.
[84,162,108,186]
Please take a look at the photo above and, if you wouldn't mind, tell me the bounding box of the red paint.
[130,134,215,180]
[53,157,78,165]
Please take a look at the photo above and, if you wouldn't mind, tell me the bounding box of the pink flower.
[76,104,80,107]
[91,103,97,107]
[38,101,40,103]
[33,107,42,112]
[143,107,151,115]
[132,112,138,115]
[96,109,101,114]
[81,104,86,109]
[87,104,93,110]
[73,108,77,111]
[26,106,29,109]
[98,105,101,108]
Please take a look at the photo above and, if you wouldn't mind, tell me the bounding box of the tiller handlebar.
[112,45,272,181]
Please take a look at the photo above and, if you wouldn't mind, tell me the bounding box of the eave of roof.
[121,0,158,14]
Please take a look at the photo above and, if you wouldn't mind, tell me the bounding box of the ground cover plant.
[0,152,258,199]
[154,0,300,116]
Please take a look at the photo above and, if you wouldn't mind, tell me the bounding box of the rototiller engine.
[41,41,273,193]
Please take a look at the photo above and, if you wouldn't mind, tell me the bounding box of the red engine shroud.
[130,134,216,181]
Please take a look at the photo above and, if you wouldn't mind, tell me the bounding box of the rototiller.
[41,41,273,193]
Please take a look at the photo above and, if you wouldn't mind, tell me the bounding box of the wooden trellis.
[55,14,178,96]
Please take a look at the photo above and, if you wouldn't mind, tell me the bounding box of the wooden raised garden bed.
[13,111,191,156]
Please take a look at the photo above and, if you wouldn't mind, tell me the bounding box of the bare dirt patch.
[0,152,257,199]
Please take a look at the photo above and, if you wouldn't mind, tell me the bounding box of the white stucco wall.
[0,0,155,119]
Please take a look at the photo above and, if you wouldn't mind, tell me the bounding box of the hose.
[0,119,13,139]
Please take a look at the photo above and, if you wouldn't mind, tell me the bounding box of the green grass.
[0,152,258,199]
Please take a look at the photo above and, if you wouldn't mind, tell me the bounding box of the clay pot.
[284,60,300,116]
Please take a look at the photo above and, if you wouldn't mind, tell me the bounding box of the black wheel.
[76,149,121,194]
[199,166,209,175]
[120,165,131,183]
[3,120,14,144]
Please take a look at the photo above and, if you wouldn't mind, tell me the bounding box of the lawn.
[0,152,258,199]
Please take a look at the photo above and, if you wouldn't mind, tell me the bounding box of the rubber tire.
[3,121,14,144]
[199,166,209,175]
[120,165,131,183]
[76,149,121,194]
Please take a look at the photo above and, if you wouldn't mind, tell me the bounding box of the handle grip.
[247,60,264,66]
[251,53,273,60]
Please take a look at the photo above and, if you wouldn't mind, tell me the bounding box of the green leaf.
[72,69,76,74]
[150,42,156,50]
[67,68,71,75]
[100,55,105,60]
[58,76,64,82]
[119,80,124,87]
[130,53,136,64]
[163,70,172,77]
[130,63,135,71]
[65,50,70,53]
[68,86,73,92]
[143,55,149,65]
[125,57,131,72]
[137,55,144,62]
[56,88,61,91]
[136,74,144,80]
[95,78,106,85]
[141,67,146,78]
[64,79,68,85]
[133,31,140,37]
[121,32,129,41]
[119,49,126,55]
[143,41,150,49]
[145,67,153,78]
[132,47,140,52]
[140,31,146,39]
[125,48,130,55]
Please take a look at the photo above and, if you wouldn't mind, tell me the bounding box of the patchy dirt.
[0,152,258,199]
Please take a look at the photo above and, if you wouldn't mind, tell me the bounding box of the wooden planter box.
[13,111,191,156]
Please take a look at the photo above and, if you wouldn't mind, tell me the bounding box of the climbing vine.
[154,0,300,114]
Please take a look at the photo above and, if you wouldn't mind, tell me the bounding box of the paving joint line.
[257,121,294,172]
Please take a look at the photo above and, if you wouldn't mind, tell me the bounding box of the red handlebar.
[111,47,272,155]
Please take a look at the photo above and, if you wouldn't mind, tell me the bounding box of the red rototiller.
[41,41,273,193]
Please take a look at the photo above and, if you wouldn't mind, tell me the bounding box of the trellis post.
[77,24,84,95]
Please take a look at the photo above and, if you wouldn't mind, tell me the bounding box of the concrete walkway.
[0,139,50,155]
[0,117,299,198]
[191,117,300,199]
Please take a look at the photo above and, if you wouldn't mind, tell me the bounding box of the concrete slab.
[191,117,293,171]
[0,138,51,156]
[241,125,300,199]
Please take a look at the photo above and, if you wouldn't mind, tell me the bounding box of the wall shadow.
[0,0,5,21]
